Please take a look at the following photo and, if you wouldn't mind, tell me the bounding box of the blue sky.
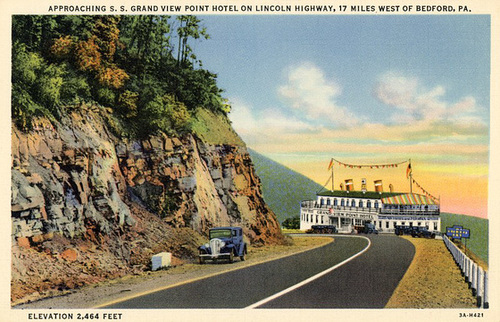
[194,15,489,126]
[192,15,490,217]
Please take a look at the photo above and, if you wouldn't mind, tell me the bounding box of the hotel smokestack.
[345,179,354,191]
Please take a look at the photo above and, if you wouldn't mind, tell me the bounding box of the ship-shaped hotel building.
[300,161,441,233]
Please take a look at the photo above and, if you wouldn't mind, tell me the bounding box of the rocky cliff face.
[11,104,283,303]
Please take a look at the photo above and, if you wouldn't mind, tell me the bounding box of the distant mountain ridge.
[248,149,324,223]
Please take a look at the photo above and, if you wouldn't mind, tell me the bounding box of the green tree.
[282,217,300,229]
[143,94,191,135]
[12,41,66,128]
[169,67,227,113]
[12,15,59,52]
[119,16,172,81]
[176,15,209,66]
[12,14,230,136]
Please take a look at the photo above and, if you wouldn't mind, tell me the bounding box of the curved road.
[104,234,414,309]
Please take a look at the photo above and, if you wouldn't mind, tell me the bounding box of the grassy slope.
[248,149,324,224]
[191,109,245,146]
[386,236,477,308]
[440,212,488,265]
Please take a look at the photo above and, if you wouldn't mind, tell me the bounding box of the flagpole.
[409,158,412,194]
[331,163,334,192]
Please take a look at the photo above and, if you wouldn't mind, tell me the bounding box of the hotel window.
[316,215,319,223]
[327,199,331,206]
[321,216,324,224]
[334,199,338,206]
[320,198,324,206]
[386,222,389,228]
[359,200,363,208]
[367,201,371,208]
[351,200,356,207]
[374,201,379,209]
[393,222,397,228]
[434,222,438,230]
[341,199,345,206]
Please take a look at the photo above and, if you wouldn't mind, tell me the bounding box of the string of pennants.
[329,158,439,203]
[412,177,439,203]
[329,158,408,170]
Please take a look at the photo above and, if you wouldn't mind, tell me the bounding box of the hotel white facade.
[300,184,440,233]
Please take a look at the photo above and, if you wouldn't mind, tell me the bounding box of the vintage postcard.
[2,0,499,321]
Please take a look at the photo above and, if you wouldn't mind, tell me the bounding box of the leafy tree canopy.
[282,217,300,230]
[12,15,230,136]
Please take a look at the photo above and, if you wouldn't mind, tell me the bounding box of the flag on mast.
[327,158,334,170]
[406,162,412,179]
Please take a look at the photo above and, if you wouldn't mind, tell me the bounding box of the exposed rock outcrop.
[11,104,283,304]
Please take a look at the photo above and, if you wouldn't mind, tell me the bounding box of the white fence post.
[443,235,487,308]
[471,262,477,293]
[483,272,489,309]
[464,256,469,283]
[476,266,483,308]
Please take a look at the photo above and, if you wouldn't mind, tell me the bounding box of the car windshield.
[210,229,232,239]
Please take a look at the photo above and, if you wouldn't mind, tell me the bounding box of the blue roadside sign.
[446,225,470,239]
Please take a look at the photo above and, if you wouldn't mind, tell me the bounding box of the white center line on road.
[244,235,371,309]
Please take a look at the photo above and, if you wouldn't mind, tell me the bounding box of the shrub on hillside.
[282,217,300,229]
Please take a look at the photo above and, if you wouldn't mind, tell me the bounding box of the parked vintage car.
[198,227,247,264]
[362,223,378,234]
[410,226,436,239]
[306,225,338,234]
[394,225,413,236]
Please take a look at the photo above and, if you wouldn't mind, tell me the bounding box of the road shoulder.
[14,236,332,309]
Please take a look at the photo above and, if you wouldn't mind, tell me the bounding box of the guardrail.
[443,235,488,308]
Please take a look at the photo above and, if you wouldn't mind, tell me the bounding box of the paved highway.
[103,234,414,309]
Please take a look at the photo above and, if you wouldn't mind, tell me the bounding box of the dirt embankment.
[386,236,477,308]
[14,236,332,309]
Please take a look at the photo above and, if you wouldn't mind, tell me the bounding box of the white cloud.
[228,98,313,146]
[373,72,485,126]
[448,96,478,117]
[228,69,488,169]
[374,73,418,110]
[278,62,359,127]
